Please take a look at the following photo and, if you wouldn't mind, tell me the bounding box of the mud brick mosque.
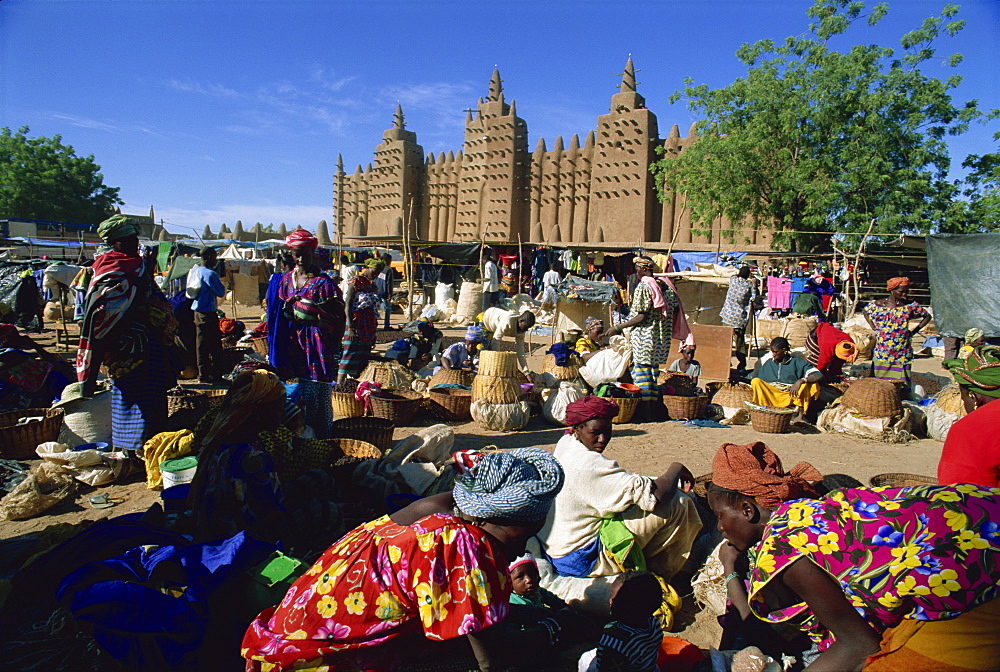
[333,58,771,251]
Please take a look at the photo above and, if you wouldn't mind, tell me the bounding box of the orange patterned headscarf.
[712,442,821,510]
[886,277,910,291]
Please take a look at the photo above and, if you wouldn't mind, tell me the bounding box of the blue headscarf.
[453,448,564,523]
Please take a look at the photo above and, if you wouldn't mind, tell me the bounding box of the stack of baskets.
[0,408,64,459]
[663,394,708,421]
[428,368,474,389]
[330,417,395,454]
[745,402,797,434]
[839,378,903,418]
[470,351,530,431]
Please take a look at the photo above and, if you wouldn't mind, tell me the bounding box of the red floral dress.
[242,513,510,671]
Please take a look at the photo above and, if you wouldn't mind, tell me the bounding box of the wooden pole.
[59,285,69,351]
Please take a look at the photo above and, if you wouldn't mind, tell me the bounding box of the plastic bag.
[580,335,633,387]
[0,461,76,521]
[434,282,455,306]
[185,266,202,299]
[542,380,586,426]
[35,442,128,487]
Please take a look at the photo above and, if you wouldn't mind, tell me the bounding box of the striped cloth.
[453,447,564,522]
[632,363,658,401]
[110,341,173,451]
[593,616,663,672]
[337,336,372,380]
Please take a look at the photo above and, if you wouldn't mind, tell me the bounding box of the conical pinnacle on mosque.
[336,153,344,173]
[488,68,503,102]
[202,225,213,240]
[393,103,405,130]
[619,56,638,93]
[317,220,332,246]
[278,223,288,237]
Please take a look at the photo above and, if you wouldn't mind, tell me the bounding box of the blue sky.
[2,0,998,238]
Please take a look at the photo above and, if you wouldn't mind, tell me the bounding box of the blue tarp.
[669,251,745,272]
[5,236,100,248]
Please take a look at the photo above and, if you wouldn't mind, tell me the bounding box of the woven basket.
[478,350,520,378]
[747,404,795,434]
[663,394,707,421]
[471,374,521,404]
[359,361,416,390]
[610,397,637,424]
[428,388,473,421]
[869,473,937,488]
[250,337,269,357]
[542,353,581,381]
[428,368,474,388]
[167,391,211,418]
[934,384,968,417]
[658,371,697,394]
[840,378,902,418]
[0,408,64,460]
[332,391,365,419]
[369,390,424,426]
[693,472,713,499]
[330,417,395,454]
[321,438,382,462]
[709,382,753,408]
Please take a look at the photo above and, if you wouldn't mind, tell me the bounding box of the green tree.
[946,126,1000,232]
[0,126,123,224]
[650,0,985,252]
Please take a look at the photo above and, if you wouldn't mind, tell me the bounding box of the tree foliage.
[946,123,1000,232]
[650,0,986,252]
[0,126,123,225]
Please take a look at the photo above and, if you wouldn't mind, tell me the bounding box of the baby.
[579,570,664,672]
[509,554,542,608]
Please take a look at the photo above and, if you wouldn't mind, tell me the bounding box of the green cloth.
[945,345,1000,398]
[96,214,143,243]
[166,256,199,282]
[753,354,814,385]
[509,591,542,608]
[599,515,646,571]
[156,241,173,273]
[792,292,823,316]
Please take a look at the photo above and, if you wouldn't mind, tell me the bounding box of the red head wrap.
[285,229,318,249]
[886,277,910,291]
[711,442,821,510]
[563,395,619,432]
[0,323,19,349]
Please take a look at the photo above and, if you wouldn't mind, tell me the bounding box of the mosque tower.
[367,104,424,237]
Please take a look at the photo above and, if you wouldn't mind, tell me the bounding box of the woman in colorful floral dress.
[242,448,567,672]
[708,442,1000,671]
[863,276,931,387]
[605,256,693,420]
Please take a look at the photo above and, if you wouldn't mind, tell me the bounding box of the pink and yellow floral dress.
[242,512,510,671]
[747,484,1000,652]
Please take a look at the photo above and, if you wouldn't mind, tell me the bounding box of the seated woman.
[0,323,73,412]
[804,322,857,382]
[708,442,1000,672]
[242,448,567,672]
[938,345,1000,488]
[535,396,701,615]
[668,344,701,387]
[749,337,822,415]
[395,320,443,371]
[440,325,486,372]
[575,317,606,362]
[479,306,536,373]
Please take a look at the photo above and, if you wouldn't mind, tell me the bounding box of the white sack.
[580,335,633,387]
[470,399,531,431]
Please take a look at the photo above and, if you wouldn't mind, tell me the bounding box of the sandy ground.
[0,307,948,651]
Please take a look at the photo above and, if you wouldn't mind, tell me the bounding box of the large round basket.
[428,388,473,422]
[747,403,795,434]
[692,473,713,499]
[478,350,520,378]
[331,391,365,419]
[610,397,637,424]
[869,473,937,488]
[658,371,697,394]
[428,368,474,388]
[840,377,902,418]
[663,394,707,421]
[250,337,269,357]
[322,438,383,462]
[709,382,753,408]
[0,407,64,460]
[166,390,211,418]
[369,390,424,426]
[330,417,395,454]
[471,374,521,404]
[359,361,416,390]
[542,353,581,381]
